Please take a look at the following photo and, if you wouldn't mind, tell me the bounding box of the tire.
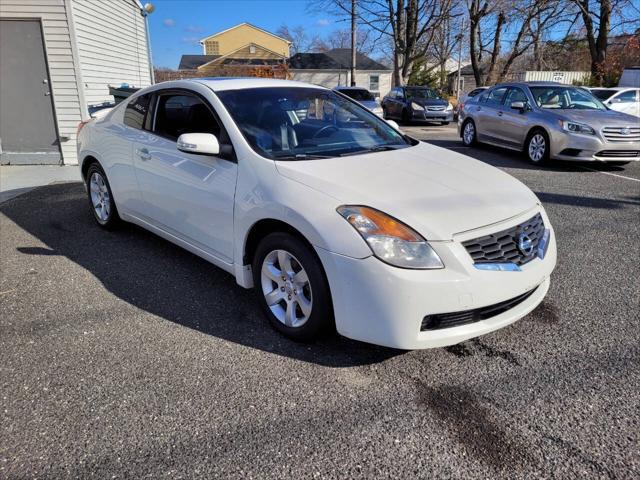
[525,129,551,165]
[401,108,411,125]
[382,106,389,119]
[461,120,477,146]
[252,232,333,342]
[441,121,450,126]
[85,162,121,229]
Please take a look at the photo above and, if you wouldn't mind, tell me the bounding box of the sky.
[147,0,335,69]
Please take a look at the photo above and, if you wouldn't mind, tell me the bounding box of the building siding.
[71,0,150,107]
[291,70,392,98]
[0,0,82,164]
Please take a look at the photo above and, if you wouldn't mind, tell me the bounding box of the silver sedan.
[458,82,640,165]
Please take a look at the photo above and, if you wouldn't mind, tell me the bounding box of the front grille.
[462,213,545,266]
[602,126,640,143]
[427,106,446,111]
[595,150,640,158]
[421,287,538,331]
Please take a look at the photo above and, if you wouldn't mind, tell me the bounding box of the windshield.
[529,86,607,110]
[339,88,375,101]
[590,89,617,101]
[406,88,441,100]
[216,87,410,160]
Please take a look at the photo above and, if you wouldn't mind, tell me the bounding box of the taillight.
[459,102,465,111]
[77,120,90,136]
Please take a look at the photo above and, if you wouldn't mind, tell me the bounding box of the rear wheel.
[526,130,550,165]
[252,232,333,342]
[85,163,120,229]
[461,120,477,146]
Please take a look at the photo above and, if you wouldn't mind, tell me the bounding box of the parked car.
[382,86,454,125]
[460,87,489,104]
[333,86,383,116]
[589,87,640,118]
[77,78,556,349]
[458,81,640,165]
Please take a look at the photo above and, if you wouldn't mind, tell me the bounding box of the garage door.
[0,19,61,164]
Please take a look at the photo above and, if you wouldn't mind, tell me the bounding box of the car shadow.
[423,139,635,173]
[0,183,402,367]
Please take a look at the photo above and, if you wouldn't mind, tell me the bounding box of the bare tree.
[310,28,377,55]
[276,25,313,55]
[312,0,457,85]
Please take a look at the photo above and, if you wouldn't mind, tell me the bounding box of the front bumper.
[550,129,640,162]
[315,208,557,350]
[412,109,454,122]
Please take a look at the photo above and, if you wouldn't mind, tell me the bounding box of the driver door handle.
[497,111,503,116]
[136,148,151,161]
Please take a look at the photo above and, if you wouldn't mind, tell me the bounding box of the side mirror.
[386,119,400,130]
[511,101,526,111]
[177,133,220,155]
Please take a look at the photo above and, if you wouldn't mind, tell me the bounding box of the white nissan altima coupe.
[77,78,556,349]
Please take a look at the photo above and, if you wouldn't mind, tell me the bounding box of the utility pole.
[455,18,465,102]
[350,0,356,86]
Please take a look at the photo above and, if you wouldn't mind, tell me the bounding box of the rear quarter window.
[123,93,151,130]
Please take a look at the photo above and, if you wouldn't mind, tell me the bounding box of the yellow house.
[194,23,290,71]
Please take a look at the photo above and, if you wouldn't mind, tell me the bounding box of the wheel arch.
[80,154,100,181]
[242,218,316,267]
[524,125,551,146]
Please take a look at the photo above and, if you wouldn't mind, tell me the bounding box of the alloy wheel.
[528,133,546,162]
[463,122,475,145]
[260,249,313,328]
[89,172,111,222]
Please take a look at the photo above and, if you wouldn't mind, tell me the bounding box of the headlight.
[337,206,444,269]
[561,120,595,135]
[411,102,425,111]
[446,103,453,111]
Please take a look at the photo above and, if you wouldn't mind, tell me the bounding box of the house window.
[369,75,380,94]
[205,40,219,55]
[249,45,256,54]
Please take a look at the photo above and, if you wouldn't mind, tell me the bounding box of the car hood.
[275,142,539,241]
[551,108,638,126]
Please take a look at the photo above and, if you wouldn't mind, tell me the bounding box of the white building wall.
[70,0,151,107]
[291,70,392,98]
[0,0,83,164]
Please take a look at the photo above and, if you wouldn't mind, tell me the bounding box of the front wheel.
[526,130,550,165]
[252,232,333,342]
[401,109,411,125]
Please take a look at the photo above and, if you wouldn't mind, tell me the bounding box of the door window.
[485,87,508,107]
[613,90,637,103]
[153,93,220,141]
[124,93,152,130]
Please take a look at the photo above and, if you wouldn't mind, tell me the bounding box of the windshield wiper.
[339,145,405,157]
[274,153,334,160]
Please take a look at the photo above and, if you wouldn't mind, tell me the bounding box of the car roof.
[334,86,369,91]
[153,77,330,92]
[589,86,634,91]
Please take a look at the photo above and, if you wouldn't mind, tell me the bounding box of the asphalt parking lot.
[1,124,639,479]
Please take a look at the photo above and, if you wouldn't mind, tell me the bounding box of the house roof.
[179,55,220,70]
[289,49,390,71]
[197,43,287,69]
[199,22,291,44]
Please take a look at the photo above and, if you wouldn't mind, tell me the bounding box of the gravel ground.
[1,124,638,479]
